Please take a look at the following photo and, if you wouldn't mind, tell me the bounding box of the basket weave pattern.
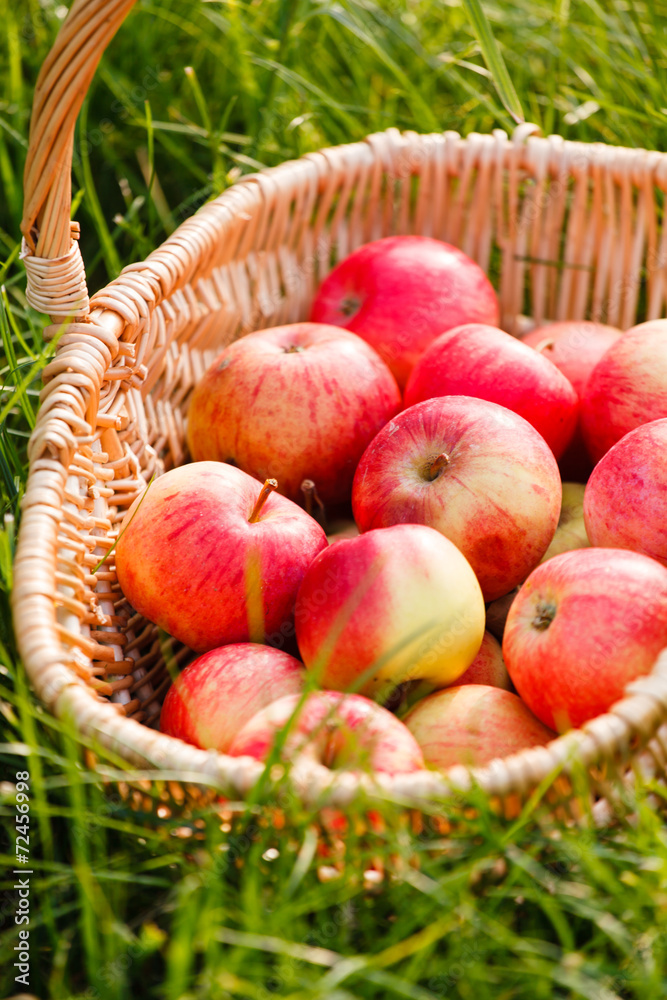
[12,0,667,809]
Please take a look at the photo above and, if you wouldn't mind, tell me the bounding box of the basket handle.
[20,0,137,319]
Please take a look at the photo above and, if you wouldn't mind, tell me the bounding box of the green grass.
[3,0,667,996]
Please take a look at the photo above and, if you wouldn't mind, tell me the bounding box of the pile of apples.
[115,235,667,780]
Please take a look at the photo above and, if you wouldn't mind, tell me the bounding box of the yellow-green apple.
[540,482,589,563]
[584,419,667,566]
[295,523,485,699]
[309,236,499,389]
[396,630,510,719]
[401,630,510,712]
[404,324,579,458]
[404,685,554,769]
[522,320,623,480]
[186,322,400,506]
[228,690,425,775]
[452,630,511,690]
[503,548,667,731]
[160,644,305,751]
[352,396,562,601]
[115,462,327,653]
[581,319,667,462]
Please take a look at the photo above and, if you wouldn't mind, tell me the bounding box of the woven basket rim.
[13,0,667,810]
[14,124,667,807]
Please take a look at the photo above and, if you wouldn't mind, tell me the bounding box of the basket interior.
[32,127,667,799]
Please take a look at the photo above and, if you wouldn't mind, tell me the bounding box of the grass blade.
[460,0,524,123]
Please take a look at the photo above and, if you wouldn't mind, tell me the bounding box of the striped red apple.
[310,236,499,389]
[352,396,562,601]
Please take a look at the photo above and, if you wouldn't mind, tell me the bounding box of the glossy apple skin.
[160,644,305,752]
[187,323,400,506]
[115,462,328,653]
[309,236,499,389]
[404,324,579,459]
[352,396,562,601]
[581,320,667,462]
[228,690,425,775]
[523,320,623,479]
[503,548,667,732]
[522,321,623,398]
[401,628,510,710]
[484,485,588,643]
[404,685,555,770]
[583,419,667,567]
[295,524,485,699]
[453,630,511,690]
[540,482,589,564]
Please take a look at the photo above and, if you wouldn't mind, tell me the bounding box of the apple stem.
[534,337,555,354]
[300,478,327,529]
[426,452,450,481]
[249,479,278,523]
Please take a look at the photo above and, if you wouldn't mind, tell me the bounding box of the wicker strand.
[21,0,136,259]
[20,225,90,320]
[16,128,667,810]
[14,0,667,814]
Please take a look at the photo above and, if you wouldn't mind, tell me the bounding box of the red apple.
[523,320,623,480]
[115,462,327,653]
[404,685,554,769]
[295,523,486,699]
[404,324,579,458]
[464,486,589,644]
[581,320,667,462]
[309,236,499,389]
[352,396,562,601]
[228,690,425,775]
[160,644,305,752]
[584,419,667,566]
[186,322,400,506]
[522,321,623,398]
[503,548,667,731]
[453,630,511,690]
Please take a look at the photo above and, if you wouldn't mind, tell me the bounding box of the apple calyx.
[340,294,362,319]
[531,600,557,632]
[249,478,278,523]
[423,452,451,482]
[284,344,305,354]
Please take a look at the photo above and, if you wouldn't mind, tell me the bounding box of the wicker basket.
[13,0,667,814]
